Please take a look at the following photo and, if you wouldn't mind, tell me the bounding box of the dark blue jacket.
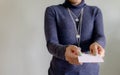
[44,0,106,75]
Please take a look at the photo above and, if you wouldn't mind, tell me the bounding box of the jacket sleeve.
[44,7,68,60]
[93,7,106,48]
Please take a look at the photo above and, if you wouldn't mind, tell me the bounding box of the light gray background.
[0,0,120,75]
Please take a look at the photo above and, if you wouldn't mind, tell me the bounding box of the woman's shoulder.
[45,4,64,11]
[45,4,67,15]
[85,5,102,12]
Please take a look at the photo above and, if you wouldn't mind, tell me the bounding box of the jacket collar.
[63,0,86,9]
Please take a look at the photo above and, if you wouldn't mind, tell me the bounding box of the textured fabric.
[44,0,106,75]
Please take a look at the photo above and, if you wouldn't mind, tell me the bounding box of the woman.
[44,0,106,75]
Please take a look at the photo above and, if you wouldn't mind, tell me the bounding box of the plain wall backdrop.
[0,0,120,75]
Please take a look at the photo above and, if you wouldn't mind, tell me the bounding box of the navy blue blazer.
[44,0,106,75]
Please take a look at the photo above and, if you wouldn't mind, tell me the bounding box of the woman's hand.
[65,45,82,65]
[89,42,105,57]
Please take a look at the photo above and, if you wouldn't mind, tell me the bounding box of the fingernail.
[78,47,82,56]
[79,52,81,56]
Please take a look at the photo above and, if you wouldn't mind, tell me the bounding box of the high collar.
[63,0,86,9]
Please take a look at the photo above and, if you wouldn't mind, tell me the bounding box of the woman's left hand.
[89,42,105,57]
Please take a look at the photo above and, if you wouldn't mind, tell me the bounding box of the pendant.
[75,18,79,22]
[76,34,80,38]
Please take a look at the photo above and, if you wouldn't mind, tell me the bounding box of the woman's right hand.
[65,45,82,65]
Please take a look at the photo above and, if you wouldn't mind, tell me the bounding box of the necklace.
[67,8,84,47]
[68,10,81,22]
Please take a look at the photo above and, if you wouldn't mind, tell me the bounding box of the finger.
[77,47,82,56]
[70,45,78,53]
[94,49,98,56]
[71,57,82,65]
[68,58,73,64]
[68,54,83,65]
[75,47,82,56]
[99,49,105,57]
[71,46,80,55]
[94,45,99,55]
[75,57,83,65]
[90,49,93,55]
[71,45,78,50]
[90,49,97,56]
[97,46,105,57]
[66,56,75,64]
[90,44,98,56]
[74,48,81,56]
[67,56,75,65]
[90,45,95,55]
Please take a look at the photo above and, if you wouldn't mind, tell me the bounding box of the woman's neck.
[70,0,82,6]
[63,0,85,9]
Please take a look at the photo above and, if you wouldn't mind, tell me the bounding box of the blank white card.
[78,53,104,63]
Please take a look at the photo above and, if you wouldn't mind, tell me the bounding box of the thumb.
[77,47,82,56]
[74,47,81,56]
[90,44,98,56]
[94,45,98,55]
